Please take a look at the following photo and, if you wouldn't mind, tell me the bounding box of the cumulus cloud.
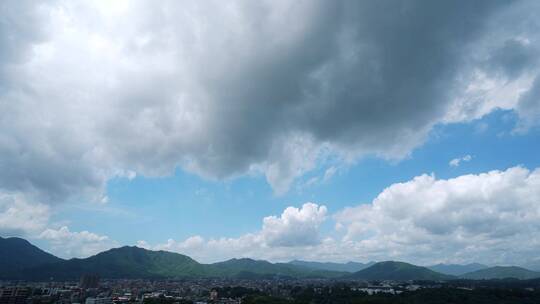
[138,167,540,266]
[0,192,50,237]
[142,203,328,262]
[1,0,540,204]
[449,155,473,167]
[0,190,115,258]
[335,166,540,265]
[39,226,117,258]
[261,202,327,247]
[151,234,264,263]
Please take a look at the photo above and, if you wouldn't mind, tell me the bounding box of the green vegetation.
[244,295,293,304]
[143,295,193,304]
[288,260,374,273]
[213,286,262,298]
[246,287,540,304]
[208,258,344,278]
[428,263,487,276]
[0,236,63,278]
[25,246,207,280]
[11,246,342,280]
[349,261,455,281]
[460,266,540,280]
[3,237,540,282]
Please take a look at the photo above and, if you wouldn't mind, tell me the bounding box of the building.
[0,287,31,304]
[80,274,100,289]
[85,297,112,304]
[209,290,218,301]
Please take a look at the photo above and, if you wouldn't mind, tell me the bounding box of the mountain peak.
[0,236,63,278]
[287,260,374,272]
[428,262,488,276]
[461,266,540,280]
[350,261,454,281]
[3,236,538,282]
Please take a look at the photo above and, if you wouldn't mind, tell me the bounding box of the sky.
[1,0,540,268]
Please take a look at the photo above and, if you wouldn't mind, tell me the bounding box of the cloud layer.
[13,166,537,264]
[0,192,50,236]
[1,0,540,206]
[1,1,540,263]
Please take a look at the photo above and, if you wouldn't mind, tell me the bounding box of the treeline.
[244,287,540,304]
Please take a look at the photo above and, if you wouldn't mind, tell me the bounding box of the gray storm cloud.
[0,0,539,206]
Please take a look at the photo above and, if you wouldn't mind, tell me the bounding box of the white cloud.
[449,155,473,167]
[142,203,328,262]
[39,226,117,258]
[150,234,265,263]
[136,240,151,249]
[2,0,540,205]
[263,135,327,195]
[515,75,540,132]
[323,166,338,182]
[261,202,327,247]
[335,166,540,265]
[2,1,540,265]
[0,192,50,237]
[0,190,117,259]
[140,167,540,266]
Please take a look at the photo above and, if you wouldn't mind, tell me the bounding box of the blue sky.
[42,109,540,263]
[2,1,540,266]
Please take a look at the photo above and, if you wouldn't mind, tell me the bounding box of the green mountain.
[525,261,540,272]
[0,236,63,278]
[288,260,375,272]
[17,246,341,280]
[460,266,540,280]
[23,246,207,280]
[349,261,454,281]
[209,258,344,278]
[6,237,537,281]
[428,263,488,276]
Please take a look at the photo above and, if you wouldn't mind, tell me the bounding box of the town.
[2,276,540,304]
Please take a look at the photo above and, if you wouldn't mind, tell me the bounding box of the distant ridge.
[2,236,540,281]
[288,260,375,272]
[349,261,455,281]
[0,236,63,278]
[208,258,344,278]
[428,263,488,276]
[460,266,540,280]
[525,261,540,272]
[24,246,206,280]
[3,242,342,280]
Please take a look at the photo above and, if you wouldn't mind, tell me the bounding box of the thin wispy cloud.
[449,155,473,167]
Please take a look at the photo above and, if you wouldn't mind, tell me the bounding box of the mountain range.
[288,260,375,272]
[2,236,540,281]
[0,237,342,280]
[348,261,455,281]
[427,263,488,276]
[18,246,347,280]
[460,266,540,280]
[0,236,63,275]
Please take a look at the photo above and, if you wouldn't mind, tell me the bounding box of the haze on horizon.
[1,0,540,269]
